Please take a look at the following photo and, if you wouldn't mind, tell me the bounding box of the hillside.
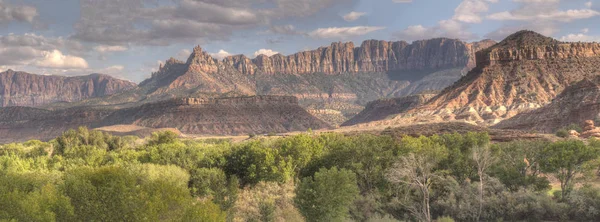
[0,96,330,143]
[342,93,435,126]
[100,96,330,135]
[494,76,600,133]
[0,70,136,107]
[387,30,600,125]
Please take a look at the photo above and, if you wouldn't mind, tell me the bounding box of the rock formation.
[580,120,600,138]
[494,76,600,133]
[393,30,600,125]
[0,70,137,107]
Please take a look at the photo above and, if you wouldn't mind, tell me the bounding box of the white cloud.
[253,49,279,57]
[35,50,89,69]
[488,9,599,22]
[210,50,232,59]
[560,29,600,42]
[453,0,498,23]
[586,1,593,8]
[94,45,128,53]
[484,0,600,40]
[342,11,366,21]
[392,0,413,3]
[395,20,475,41]
[308,26,385,39]
[488,0,600,22]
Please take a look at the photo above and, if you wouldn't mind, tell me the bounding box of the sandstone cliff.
[226,38,491,76]
[0,70,137,107]
[392,30,600,125]
[494,76,600,133]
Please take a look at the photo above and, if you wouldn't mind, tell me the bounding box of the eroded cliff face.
[494,76,600,133]
[232,39,485,75]
[0,70,137,107]
[390,30,600,125]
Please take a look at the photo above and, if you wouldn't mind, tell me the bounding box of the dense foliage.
[2,127,600,221]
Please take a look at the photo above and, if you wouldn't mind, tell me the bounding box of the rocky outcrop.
[494,76,600,133]
[391,30,600,125]
[580,120,600,138]
[342,93,435,126]
[0,70,137,107]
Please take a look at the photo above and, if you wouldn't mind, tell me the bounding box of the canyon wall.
[230,39,494,75]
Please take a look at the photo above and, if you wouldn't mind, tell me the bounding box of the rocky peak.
[186,45,219,74]
[493,30,561,49]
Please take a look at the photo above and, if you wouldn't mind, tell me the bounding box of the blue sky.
[0,0,598,82]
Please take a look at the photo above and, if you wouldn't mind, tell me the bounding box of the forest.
[1,127,600,222]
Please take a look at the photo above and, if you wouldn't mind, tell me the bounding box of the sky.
[0,0,599,82]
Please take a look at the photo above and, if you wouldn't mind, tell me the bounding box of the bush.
[295,167,359,222]
[555,129,569,138]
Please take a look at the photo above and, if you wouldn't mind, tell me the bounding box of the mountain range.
[3,30,600,142]
[37,38,495,125]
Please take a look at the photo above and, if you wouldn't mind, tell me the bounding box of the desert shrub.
[565,186,600,221]
[555,129,569,138]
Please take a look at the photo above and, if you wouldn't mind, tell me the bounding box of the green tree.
[225,141,292,185]
[295,167,359,222]
[147,130,179,146]
[490,140,550,191]
[0,171,75,221]
[540,140,600,199]
[61,164,208,221]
